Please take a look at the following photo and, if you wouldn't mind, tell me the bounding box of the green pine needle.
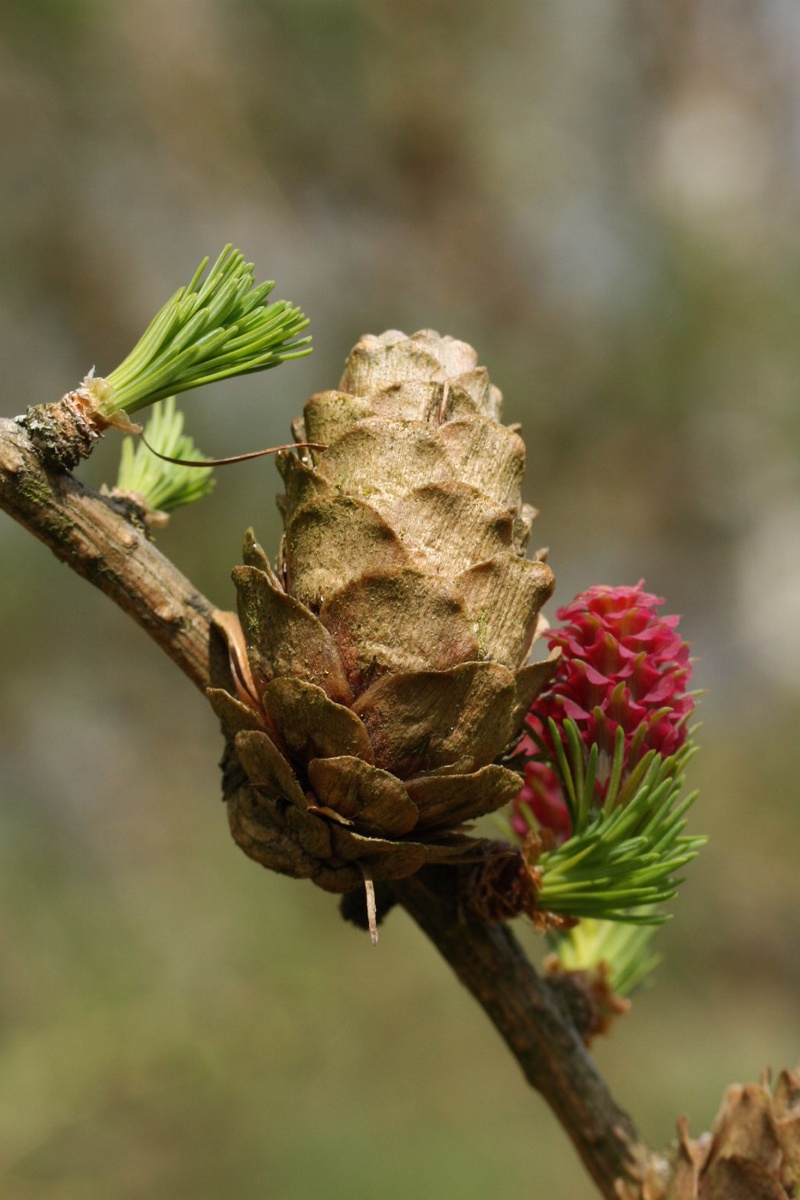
[535,728,705,924]
[89,246,311,416]
[116,397,214,514]
[550,917,662,998]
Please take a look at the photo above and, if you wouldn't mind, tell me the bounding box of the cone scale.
[209,330,556,896]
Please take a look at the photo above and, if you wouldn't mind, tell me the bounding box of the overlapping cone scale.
[617,1066,800,1200]
[209,330,556,893]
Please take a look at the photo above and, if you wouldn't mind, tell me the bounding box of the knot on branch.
[542,958,630,1046]
[20,394,104,473]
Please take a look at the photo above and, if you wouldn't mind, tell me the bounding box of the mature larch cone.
[208,330,557,896]
[620,1067,800,1199]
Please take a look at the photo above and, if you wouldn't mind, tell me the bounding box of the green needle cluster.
[535,723,705,924]
[550,917,662,997]
[92,246,311,416]
[116,397,214,514]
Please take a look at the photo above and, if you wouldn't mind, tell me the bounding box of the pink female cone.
[513,582,693,842]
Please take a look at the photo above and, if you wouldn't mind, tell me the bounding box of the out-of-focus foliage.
[1,3,799,1197]
[116,397,216,514]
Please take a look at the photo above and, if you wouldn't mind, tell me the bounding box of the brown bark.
[393,869,650,1196]
[0,416,214,690]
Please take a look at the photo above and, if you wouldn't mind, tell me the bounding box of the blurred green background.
[1,3,799,1197]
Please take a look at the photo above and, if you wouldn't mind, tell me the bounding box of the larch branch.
[0,413,652,1199]
[0,416,214,691]
[393,870,650,1198]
